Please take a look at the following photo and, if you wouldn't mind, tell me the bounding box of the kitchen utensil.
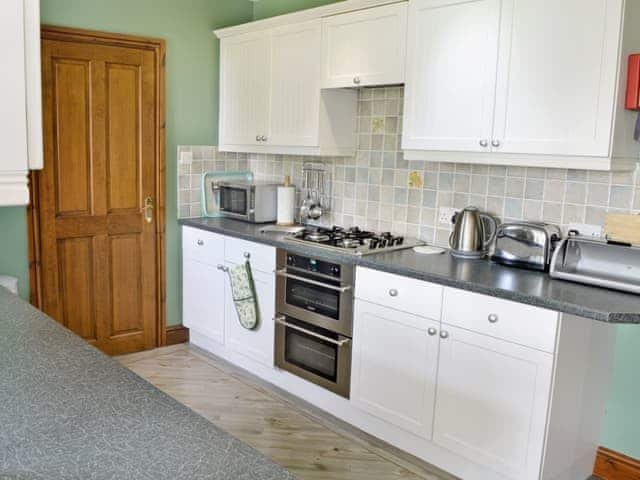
[491,222,562,271]
[449,206,498,259]
[604,213,640,245]
[202,171,254,217]
[550,234,640,294]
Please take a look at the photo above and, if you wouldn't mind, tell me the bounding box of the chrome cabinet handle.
[274,316,351,346]
[256,135,261,142]
[488,313,499,323]
[261,135,267,142]
[440,330,449,339]
[353,76,361,85]
[388,289,398,297]
[492,140,501,147]
[244,252,251,259]
[479,139,489,147]
[275,269,352,292]
[144,196,154,224]
[197,239,204,246]
[428,327,438,336]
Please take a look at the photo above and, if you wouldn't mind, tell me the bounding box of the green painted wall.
[253,0,343,20]
[0,0,254,324]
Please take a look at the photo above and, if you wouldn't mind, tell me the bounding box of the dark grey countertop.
[180,217,640,324]
[0,287,295,480]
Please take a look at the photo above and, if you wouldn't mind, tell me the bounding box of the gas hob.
[284,226,424,256]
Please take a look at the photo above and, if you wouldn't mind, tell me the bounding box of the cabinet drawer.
[182,226,225,266]
[224,237,275,274]
[442,288,558,353]
[355,267,443,321]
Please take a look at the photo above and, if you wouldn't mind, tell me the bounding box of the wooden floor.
[118,344,455,480]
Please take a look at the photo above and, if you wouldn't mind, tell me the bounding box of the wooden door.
[491,0,621,157]
[268,20,321,147]
[351,300,439,439]
[433,325,553,480]
[36,27,165,355]
[402,0,500,153]
[219,31,271,147]
[321,3,407,88]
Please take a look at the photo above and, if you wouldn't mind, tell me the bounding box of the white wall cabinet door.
[269,21,321,147]
[224,266,275,367]
[433,325,553,480]
[402,0,500,152]
[491,0,622,157]
[321,3,407,88]
[219,31,271,146]
[182,258,226,345]
[351,300,439,439]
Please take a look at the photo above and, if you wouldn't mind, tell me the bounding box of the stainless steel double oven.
[274,249,354,398]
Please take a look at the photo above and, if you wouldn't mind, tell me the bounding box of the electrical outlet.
[438,207,457,226]
[567,223,603,237]
[179,150,193,165]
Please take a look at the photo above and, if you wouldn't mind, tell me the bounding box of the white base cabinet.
[182,232,616,480]
[0,0,43,206]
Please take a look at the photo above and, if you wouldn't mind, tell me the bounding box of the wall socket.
[438,207,457,226]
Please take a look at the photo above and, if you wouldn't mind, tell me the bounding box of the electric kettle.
[449,206,498,258]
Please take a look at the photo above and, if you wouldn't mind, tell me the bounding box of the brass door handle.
[144,196,154,223]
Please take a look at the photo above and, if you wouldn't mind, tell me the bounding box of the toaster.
[491,222,562,271]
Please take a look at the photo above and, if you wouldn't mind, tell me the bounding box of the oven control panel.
[286,253,341,278]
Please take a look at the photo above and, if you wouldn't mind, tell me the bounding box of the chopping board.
[604,213,640,245]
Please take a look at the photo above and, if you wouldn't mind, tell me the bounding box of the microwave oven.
[217,181,279,223]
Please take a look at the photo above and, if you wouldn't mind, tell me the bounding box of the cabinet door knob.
[261,135,267,142]
[388,288,398,297]
[256,135,261,142]
[428,327,438,336]
[197,239,204,246]
[479,139,489,148]
[488,313,499,323]
[439,330,449,339]
[491,140,501,148]
[353,76,361,85]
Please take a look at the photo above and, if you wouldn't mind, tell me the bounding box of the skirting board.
[166,325,189,346]
[593,447,640,480]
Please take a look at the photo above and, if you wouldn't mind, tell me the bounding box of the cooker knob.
[331,265,341,276]
[287,255,296,266]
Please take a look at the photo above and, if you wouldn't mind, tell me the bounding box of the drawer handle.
[440,330,449,339]
[197,239,204,246]
[488,314,499,323]
[244,252,251,259]
[428,327,438,336]
[388,289,399,297]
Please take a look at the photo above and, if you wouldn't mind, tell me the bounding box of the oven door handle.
[275,269,352,292]
[274,316,351,346]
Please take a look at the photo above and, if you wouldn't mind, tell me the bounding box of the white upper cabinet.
[269,21,321,147]
[0,0,43,206]
[321,3,408,88]
[217,20,357,156]
[402,0,500,153]
[403,0,639,169]
[492,0,623,157]
[219,30,271,147]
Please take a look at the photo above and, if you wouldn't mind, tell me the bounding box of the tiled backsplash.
[178,86,640,247]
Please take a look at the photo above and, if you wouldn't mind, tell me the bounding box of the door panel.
[492,0,622,156]
[433,325,553,480]
[182,258,225,345]
[402,0,500,152]
[38,32,162,355]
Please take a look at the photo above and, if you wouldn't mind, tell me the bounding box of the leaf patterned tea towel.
[227,262,258,330]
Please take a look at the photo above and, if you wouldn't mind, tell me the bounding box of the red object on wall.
[626,54,640,110]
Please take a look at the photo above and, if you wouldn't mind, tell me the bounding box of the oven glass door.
[275,316,351,398]
[285,271,341,320]
[219,186,248,216]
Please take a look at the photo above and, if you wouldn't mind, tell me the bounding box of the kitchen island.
[0,286,295,480]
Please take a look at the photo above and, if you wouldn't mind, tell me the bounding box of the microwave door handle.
[274,316,351,346]
[275,269,352,292]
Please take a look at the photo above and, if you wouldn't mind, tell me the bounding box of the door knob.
[144,196,154,224]
[197,239,204,246]
[479,139,489,147]
[388,288,398,297]
[353,76,361,85]
[439,330,449,339]
[256,135,261,141]
[488,313,499,323]
[428,327,438,336]
[491,140,501,147]
[261,135,267,142]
